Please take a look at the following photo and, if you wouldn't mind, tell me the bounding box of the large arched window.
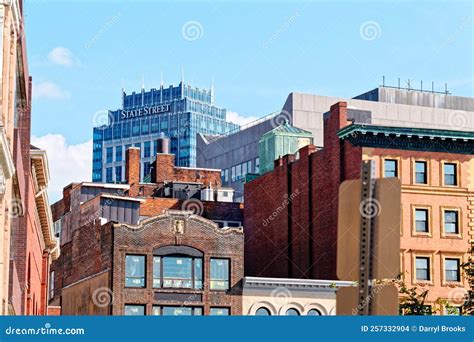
[255,307,271,316]
[153,246,203,289]
[285,308,300,316]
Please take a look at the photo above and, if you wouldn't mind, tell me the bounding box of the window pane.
[152,306,160,316]
[444,211,458,234]
[415,161,427,184]
[384,160,397,177]
[445,259,459,281]
[163,257,193,288]
[285,308,300,316]
[255,307,270,316]
[210,308,230,316]
[444,163,457,185]
[307,309,321,316]
[415,209,428,232]
[124,305,145,316]
[415,257,429,280]
[210,259,229,290]
[125,255,145,287]
[194,258,203,289]
[153,257,161,288]
[162,307,192,316]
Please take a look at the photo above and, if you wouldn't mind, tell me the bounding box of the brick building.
[0,0,29,314]
[49,148,244,314]
[244,101,473,312]
[9,146,59,315]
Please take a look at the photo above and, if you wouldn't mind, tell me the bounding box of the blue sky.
[25,0,473,200]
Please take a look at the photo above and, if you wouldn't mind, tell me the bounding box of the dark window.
[210,258,229,290]
[415,209,429,233]
[106,167,113,183]
[116,146,123,162]
[444,210,459,234]
[444,163,457,186]
[124,305,145,316]
[210,308,230,316]
[125,255,145,287]
[384,159,398,177]
[255,307,271,316]
[106,147,113,163]
[115,166,122,182]
[144,141,151,158]
[285,308,300,316]
[445,259,460,282]
[415,161,427,184]
[307,309,321,316]
[415,257,430,281]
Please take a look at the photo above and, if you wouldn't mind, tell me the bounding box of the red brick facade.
[112,211,244,315]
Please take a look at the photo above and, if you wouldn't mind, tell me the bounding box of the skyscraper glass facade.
[92,81,239,183]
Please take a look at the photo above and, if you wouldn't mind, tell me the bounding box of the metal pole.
[358,160,376,315]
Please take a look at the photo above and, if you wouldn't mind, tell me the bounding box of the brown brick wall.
[111,211,244,315]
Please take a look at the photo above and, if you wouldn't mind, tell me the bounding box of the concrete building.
[242,277,353,316]
[92,80,239,183]
[197,87,474,199]
[244,101,473,313]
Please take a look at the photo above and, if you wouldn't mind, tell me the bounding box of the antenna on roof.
[181,67,184,84]
[160,71,164,87]
[141,75,145,90]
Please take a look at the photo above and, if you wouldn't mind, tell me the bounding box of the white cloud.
[226,111,258,126]
[47,47,77,67]
[31,134,92,203]
[32,81,70,100]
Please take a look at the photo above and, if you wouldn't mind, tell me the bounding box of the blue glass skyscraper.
[92,80,239,183]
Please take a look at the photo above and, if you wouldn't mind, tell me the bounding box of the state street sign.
[121,104,170,120]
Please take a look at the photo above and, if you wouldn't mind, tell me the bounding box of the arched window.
[285,308,300,316]
[255,307,271,316]
[153,246,203,289]
[307,309,322,316]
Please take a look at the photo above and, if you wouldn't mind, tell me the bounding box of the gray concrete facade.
[196,88,474,198]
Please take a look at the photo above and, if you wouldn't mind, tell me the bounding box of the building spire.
[181,67,184,84]
[160,71,164,87]
[141,75,145,90]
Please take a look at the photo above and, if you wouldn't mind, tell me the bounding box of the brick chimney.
[125,147,140,185]
[328,101,349,130]
[155,153,175,183]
